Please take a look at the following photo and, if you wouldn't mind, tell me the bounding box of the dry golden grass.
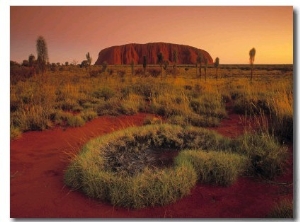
[10,64,293,141]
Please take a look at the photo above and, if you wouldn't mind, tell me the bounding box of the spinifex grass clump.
[229,77,293,142]
[232,132,288,179]
[266,199,293,218]
[175,150,249,186]
[64,124,237,208]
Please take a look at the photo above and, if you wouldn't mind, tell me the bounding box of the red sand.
[10,112,293,218]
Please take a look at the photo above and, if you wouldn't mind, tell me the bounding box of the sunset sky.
[10,6,293,65]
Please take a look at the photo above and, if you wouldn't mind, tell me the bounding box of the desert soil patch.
[10,112,293,218]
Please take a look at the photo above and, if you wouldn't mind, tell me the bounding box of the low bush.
[148,68,161,77]
[109,163,197,208]
[117,70,126,78]
[271,114,293,142]
[131,80,161,100]
[89,70,101,77]
[134,68,144,75]
[58,98,79,111]
[233,97,270,115]
[175,150,249,186]
[267,91,293,142]
[266,199,293,218]
[10,126,22,140]
[118,96,142,115]
[94,99,120,116]
[66,115,86,127]
[12,105,53,131]
[81,109,98,121]
[167,113,220,127]
[186,112,221,127]
[10,65,35,84]
[232,132,288,178]
[166,115,187,126]
[92,87,115,101]
[148,96,187,117]
[143,115,163,125]
[189,95,227,118]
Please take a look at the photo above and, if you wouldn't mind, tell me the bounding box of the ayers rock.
[94,42,213,65]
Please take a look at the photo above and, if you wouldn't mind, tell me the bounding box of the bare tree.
[214,57,220,80]
[249,48,256,81]
[22,60,29,67]
[102,61,108,73]
[71,59,78,66]
[80,60,89,68]
[204,57,208,81]
[36,36,49,74]
[143,55,147,75]
[86,52,92,66]
[172,50,178,77]
[28,54,35,67]
[157,51,164,79]
[197,51,203,79]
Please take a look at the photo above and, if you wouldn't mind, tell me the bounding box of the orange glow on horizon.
[10,6,293,64]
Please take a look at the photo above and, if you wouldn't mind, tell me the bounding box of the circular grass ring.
[64,124,248,208]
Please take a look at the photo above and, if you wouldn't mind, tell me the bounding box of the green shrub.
[71,105,84,112]
[120,87,131,99]
[167,113,220,127]
[13,105,53,131]
[233,97,270,115]
[143,115,163,125]
[10,126,22,140]
[10,65,34,84]
[189,94,227,118]
[59,98,79,111]
[268,113,293,142]
[232,132,288,178]
[131,80,163,100]
[175,150,249,186]
[186,112,220,127]
[52,110,72,125]
[92,87,115,101]
[109,163,197,208]
[178,125,232,152]
[167,115,187,126]
[94,99,120,116]
[81,110,98,121]
[118,100,140,115]
[147,68,161,77]
[266,199,293,218]
[66,115,86,127]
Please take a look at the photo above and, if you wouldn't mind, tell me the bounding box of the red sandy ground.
[10,112,293,218]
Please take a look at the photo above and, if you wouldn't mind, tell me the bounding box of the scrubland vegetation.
[10,63,293,142]
[11,62,293,211]
[267,199,293,218]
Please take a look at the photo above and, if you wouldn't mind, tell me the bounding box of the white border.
[2,1,299,222]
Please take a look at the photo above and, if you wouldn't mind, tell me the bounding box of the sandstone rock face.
[94,42,213,65]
